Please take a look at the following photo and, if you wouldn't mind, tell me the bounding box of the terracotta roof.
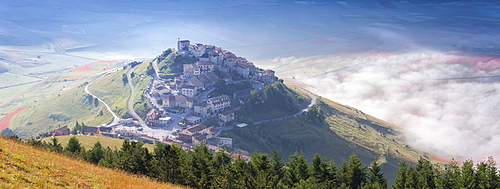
[162,94,175,101]
[208,95,230,103]
[196,61,214,66]
[204,72,219,82]
[199,75,212,85]
[194,102,209,107]
[55,125,70,133]
[219,110,234,116]
[187,124,207,133]
[100,127,113,133]
[181,84,195,89]
[192,133,206,142]
[189,77,204,87]
[84,127,100,133]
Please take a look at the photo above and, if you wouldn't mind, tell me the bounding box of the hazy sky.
[2,0,500,160]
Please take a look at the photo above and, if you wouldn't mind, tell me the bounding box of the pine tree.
[151,144,186,184]
[346,154,367,189]
[48,137,63,153]
[184,145,214,188]
[64,136,83,155]
[284,152,310,187]
[415,157,436,188]
[270,149,285,180]
[459,159,477,188]
[438,158,460,188]
[367,161,387,188]
[117,140,152,175]
[72,121,80,135]
[98,147,118,168]
[88,141,104,164]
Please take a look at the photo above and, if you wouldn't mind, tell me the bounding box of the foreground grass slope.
[0,136,183,188]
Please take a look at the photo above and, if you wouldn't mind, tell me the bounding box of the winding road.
[84,70,121,126]
[253,87,316,125]
[126,67,148,128]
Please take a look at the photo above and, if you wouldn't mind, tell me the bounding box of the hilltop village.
[49,39,280,154]
[141,39,277,150]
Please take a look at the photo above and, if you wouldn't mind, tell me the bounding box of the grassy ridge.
[10,82,113,139]
[221,88,422,184]
[0,136,183,188]
[88,68,132,118]
[8,60,153,139]
[130,60,153,118]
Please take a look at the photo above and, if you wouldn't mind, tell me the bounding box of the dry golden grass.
[319,97,422,163]
[0,137,186,189]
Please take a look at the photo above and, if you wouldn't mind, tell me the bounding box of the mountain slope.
[221,84,422,183]
[0,136,183,188]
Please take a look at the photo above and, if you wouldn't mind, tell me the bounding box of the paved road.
[84,70,121,126]
[253,87,317,125]
[126,67,148,128]
[151,58,161,80]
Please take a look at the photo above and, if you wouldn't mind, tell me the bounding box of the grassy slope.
[130,60,153,118]
[88,68,132,118]
[10,81,113,139]
[222,88,422,183]
[40,135,155,151]
[0,137,183,189]
[7,60,152,139]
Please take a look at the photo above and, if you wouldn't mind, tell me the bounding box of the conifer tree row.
[16,135,500,189]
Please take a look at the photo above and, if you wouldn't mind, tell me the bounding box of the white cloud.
[295,50,500,159]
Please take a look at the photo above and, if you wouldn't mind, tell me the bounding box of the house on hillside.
[183,63,195,78]
[218,110,235,124]
[196,61,215,72]
[231,154,252,162]
[181,85,196,98]
[162,95,176,108]
[188,77,205,91]
[192,133,207,145]
[194,102,210,117]
[84,126,112,135]
[177,39,190,52]
[177,124,208,143]
[175,95,193,109]
[207,95,231,113]
[52,125,70,136]
[185,116,202,124]
[207,137,233,149]
[251,80,264,91]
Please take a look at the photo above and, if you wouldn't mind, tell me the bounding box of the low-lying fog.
[2,0,500,160]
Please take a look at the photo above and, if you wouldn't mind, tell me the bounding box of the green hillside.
[7,60,152,139]
[221,87,422,183]
[9,82,113,139]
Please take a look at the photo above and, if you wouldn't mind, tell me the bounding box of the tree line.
[5,134,498,189]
